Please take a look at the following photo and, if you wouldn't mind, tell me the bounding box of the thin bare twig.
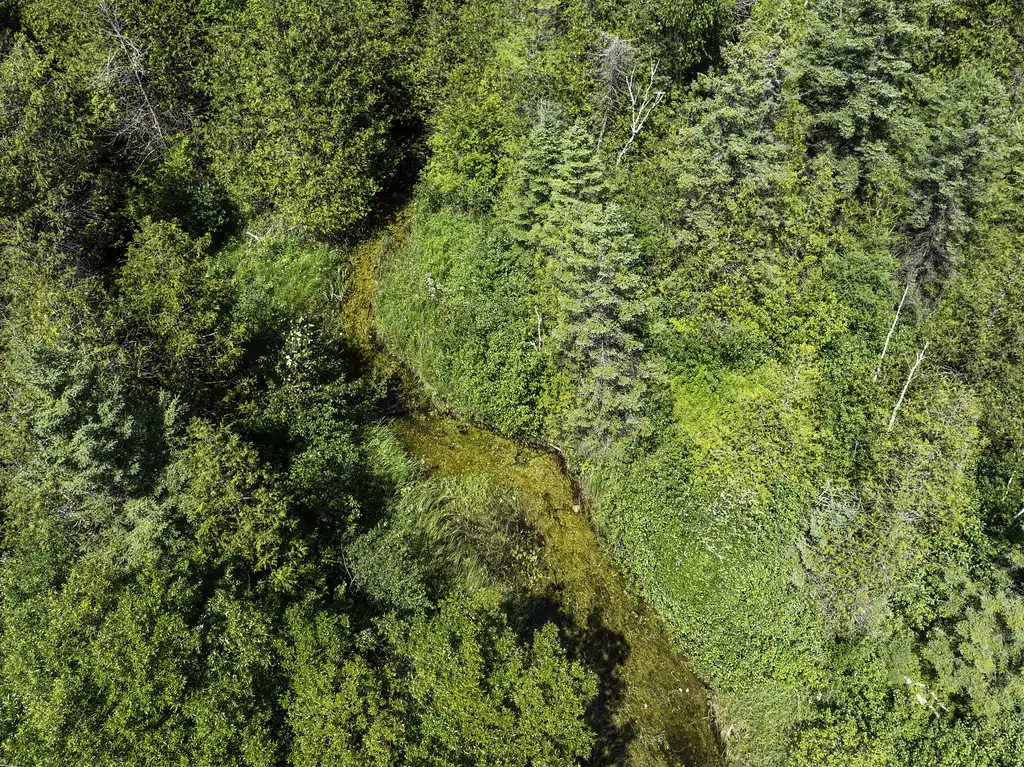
[94,0,171,160]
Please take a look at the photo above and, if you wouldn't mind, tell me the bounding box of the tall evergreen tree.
[554,201,650,458]
[501,106,563,252]
[550,121,608,208]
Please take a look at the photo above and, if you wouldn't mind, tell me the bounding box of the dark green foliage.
[114,219,243,389]
[416,0,597,208]
[500,106,565,252]
[0,230,596,766]
[0,36,121,253]
[3,0,1024,764]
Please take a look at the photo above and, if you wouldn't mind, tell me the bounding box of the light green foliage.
[116,219,244,387]
[202,0,415,234]
[381,113,653,453]
[922,567,1024,718]
[928,116,1024,529]
[599,362,828,763]
[284,605,399,767]
[416,0,733,206]
[3,344,166,507]
[417,0,603,207]
[377,205,546,436]
[350,475,542,606]
[219,219,346,320]
[286,591,596,767]
[399,0,1023,763]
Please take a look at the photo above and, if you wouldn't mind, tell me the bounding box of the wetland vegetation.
[2,1,1023,765]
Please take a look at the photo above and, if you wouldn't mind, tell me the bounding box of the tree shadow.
[508,589,636,766]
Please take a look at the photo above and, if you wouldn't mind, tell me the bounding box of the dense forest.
[1,0,1023,765]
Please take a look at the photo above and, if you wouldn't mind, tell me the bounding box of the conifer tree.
[502,115,649,455]
[550,121,607,208]
[501,106,563,252]
[555,201,650,457]
[543,121,608,266]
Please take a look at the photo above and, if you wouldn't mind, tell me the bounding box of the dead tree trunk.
[888,341,928,431]
[874,283,910,382]
[616,60,665,168]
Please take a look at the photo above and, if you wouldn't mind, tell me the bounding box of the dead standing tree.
[888,341,929,431]
[94,0,173,160]
[616,59,665,168]
[874,282,911,382]
[592,34,666,166]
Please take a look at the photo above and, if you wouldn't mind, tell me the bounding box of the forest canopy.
[1,1,1023,766]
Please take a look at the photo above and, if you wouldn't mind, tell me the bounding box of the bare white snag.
[593,33,633,151]
[874,283,910,382]
[887,341,928,431]
[616,60,665,168]
[95,0,170,159]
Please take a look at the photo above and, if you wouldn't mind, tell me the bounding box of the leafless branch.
[93,0,173,160]
[616,60,665,168]
[874,283,910,382]
[888,341,928,431]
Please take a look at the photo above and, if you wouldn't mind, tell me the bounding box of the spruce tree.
[504,116,649,456]
[550,121,607,208]
[501,106,563,252]
[543,121,607,272]
[555,201,650,457]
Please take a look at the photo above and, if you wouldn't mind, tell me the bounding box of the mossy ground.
[343,210,724,767]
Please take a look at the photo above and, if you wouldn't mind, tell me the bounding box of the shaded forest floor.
[339,209,724,767]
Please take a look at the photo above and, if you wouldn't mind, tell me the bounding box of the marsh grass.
[338,206,724,767]
[393,414,723,767]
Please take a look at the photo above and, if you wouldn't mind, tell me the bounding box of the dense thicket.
[0,4,601,758]
[376,0,1024,765]
[2,0,1023,765]
[0,229,598,764]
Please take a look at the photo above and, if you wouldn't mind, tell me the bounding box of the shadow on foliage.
[509,590,635,767]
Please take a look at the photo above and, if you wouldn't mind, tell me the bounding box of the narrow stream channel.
[343,213,724,767]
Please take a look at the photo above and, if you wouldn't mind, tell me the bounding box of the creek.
[342,215,723,767]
